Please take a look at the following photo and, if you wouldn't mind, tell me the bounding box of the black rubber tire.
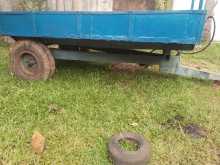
[10,40,54,80]
[108,132,151,165]
[38,43,56,78]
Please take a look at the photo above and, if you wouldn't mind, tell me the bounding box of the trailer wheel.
[10,40,55,80]
[108,132,151,165]
[38,43,56,78]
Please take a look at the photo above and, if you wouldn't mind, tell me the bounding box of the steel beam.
[52,49,167,65]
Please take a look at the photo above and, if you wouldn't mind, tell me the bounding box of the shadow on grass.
[55,59,212,86]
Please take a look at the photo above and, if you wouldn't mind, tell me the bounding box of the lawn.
[0,42,220,165]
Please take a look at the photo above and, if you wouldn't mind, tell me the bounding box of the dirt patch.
[217,149,220,160]
[186,62,210,71]
[162,115,208,139]
[0,36,15,45]
[31,132,46,154]
[48,104,65,114]
[213,81,220,90]
[110,63,145,73]
[183,124,208,139]
[188,64,202,70]
[161,115,185,129]
[0,160,7,165]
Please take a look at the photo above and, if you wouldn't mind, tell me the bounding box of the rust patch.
[213,80,220,90]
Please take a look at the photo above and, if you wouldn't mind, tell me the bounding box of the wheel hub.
[20,52,39,74]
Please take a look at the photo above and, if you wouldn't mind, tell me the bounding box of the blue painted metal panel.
[0,13,35,36]
[35,13,79,38]
[0,11,206,45]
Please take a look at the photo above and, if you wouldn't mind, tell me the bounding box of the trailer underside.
[14,37,195,51]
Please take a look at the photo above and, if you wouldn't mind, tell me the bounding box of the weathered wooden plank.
[0,0,15,11]
[47,0,58,10]
[80,0,90,11]
[47,0,113,11]
[56,0,65,11]
[113,0,156,11]
[64,0,73,11]
[97,0,113,11]
[1,0,157,11]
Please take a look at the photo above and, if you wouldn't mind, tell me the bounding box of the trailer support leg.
[160,56,220,81]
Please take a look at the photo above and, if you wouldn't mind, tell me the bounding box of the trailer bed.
[0,11,206,49]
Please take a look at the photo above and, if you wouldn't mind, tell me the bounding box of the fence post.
[199,0,204,9]
[191,0,195,10]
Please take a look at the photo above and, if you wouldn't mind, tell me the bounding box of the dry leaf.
[31,131,46,154]
[0,160,4,165]
[130,122,138,127]
[48,104,65,114]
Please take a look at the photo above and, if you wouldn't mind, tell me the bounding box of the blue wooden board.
[0,11,206,45]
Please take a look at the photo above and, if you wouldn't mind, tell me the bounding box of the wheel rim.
[20,51,39,75]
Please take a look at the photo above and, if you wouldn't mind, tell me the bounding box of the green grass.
[0,42,220,165]
[182,44,220,72]
[119,139,139,151]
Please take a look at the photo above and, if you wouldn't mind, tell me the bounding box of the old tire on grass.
[108,132,151,165]
[38,43,56,78]
[10,40,55,80]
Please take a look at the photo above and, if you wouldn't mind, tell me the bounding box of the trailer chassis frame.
[52,49,220,81]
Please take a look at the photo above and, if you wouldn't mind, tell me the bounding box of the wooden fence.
[0,0,157,11]
[47,0,156,11]
[0,0,16,11]
[47,0,113,11]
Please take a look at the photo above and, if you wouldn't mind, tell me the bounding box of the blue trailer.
[0,10,206,47]
[1,0,219,81]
